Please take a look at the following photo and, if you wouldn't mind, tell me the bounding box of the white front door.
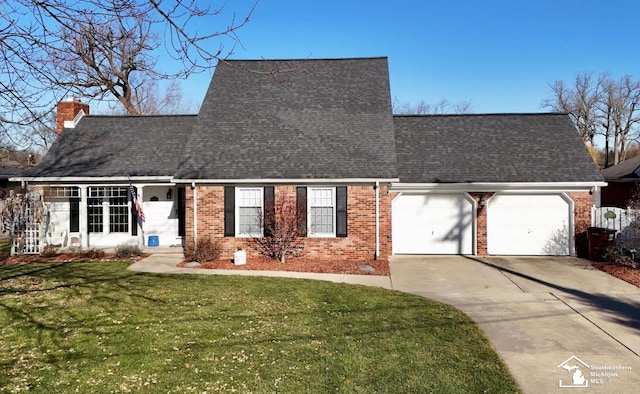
[392,194,474,254]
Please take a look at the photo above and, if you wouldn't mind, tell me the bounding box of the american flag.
[129,181,145,222]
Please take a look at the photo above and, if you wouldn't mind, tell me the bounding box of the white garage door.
[392,194,473,254]
[487,194,571,255]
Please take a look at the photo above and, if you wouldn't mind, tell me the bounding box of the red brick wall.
[469,192,494,255]
[186,185,386,261]
[569,191,593,258]
[378,186,396,258]
[568,191,593,235]
[185,187,594,259]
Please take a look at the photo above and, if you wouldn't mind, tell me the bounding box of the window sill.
[308,233,336,238]
[235,233,263,238]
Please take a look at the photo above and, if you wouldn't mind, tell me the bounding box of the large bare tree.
[543,73,602,145]
[543,72,640,167]
[0,0,257,137]
[102,79,195,115]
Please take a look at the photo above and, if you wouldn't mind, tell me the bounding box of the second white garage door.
[392,194,474,254]
[487,194,571,255]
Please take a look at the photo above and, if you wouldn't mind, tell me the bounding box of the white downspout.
[375,181,380,260]
[192,182,197,243]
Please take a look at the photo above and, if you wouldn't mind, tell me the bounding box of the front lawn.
[0,237,10,258]
[0,261,520,393]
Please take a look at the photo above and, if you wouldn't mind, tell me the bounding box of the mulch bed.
[0,253,150,264]
[592,262,640,288]
[0,251,389,276]
[177,256,390,276]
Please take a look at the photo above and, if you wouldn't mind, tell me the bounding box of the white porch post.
[79,186,89,249]
[102,200,109,235]
[138,185,145,247]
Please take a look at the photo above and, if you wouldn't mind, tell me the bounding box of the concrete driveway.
[389,255,640,394]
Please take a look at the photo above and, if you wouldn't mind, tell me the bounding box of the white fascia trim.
[12,176,174,183]
[390,181,607,192]
[173,178,400,184]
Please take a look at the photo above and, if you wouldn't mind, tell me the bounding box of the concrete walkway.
[128,253,393,289]
[389,255,640,394]
[129,253,640,393]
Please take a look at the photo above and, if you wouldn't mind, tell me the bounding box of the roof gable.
[175,57,398,180]
[393,113,604,184]
[600,155,640,180]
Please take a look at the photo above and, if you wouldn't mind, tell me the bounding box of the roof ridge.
[393,112,567,118]
[223,56,388,62]
[85,114,198,119]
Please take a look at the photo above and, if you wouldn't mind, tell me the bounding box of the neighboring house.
[15,57,605,258]
[600,155,640,208]
[0,165,23,197]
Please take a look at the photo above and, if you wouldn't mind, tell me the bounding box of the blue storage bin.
[148,235,159,247]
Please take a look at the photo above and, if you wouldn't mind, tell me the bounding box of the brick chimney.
[56,98,89,135]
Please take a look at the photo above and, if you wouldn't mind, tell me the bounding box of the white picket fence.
[592,207,636,232]
[592,207,640,250]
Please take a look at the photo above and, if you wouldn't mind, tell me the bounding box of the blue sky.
[179,0,640,113]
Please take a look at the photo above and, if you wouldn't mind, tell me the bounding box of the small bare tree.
[393,97,472,114]
[253,191,304,263]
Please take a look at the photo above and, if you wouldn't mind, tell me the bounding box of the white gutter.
[192,181,198,243]
[11,176,174,182]
[391,181,607,192]
[14,176,401,185]
[172,177,400,184]
[375,181,380,260]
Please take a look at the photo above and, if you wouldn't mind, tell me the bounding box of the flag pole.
[128,175,146,248]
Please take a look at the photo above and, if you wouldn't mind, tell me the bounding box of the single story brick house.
[15,57,605,259]
[600,155,640,208]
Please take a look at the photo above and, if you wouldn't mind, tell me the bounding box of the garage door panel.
[487,194,570,255]
[393,194,473,255]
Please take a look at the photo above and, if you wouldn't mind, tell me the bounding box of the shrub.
[602,246,639,269]
[184,236,222,262]
[68,246,82,255]
[115,243,141,259]
[79,248,106,260]
[41,244,59,258]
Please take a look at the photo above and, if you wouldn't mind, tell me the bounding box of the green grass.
[0,237,11,258]
[0,261,520,393]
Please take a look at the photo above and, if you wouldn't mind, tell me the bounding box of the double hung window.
[236,188,263,236]
[308,187,336,237]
